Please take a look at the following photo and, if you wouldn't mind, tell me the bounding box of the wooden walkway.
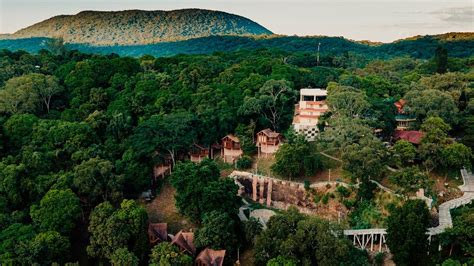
[346,169,474,251]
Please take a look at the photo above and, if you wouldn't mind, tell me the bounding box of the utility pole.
[317,42,321,66]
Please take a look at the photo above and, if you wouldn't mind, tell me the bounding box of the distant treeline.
[0,35,473,58]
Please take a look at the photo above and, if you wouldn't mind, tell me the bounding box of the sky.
[0,0,472,42]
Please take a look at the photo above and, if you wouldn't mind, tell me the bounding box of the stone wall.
[230,171,320,214]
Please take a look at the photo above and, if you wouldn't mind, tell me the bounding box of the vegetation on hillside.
[0,39,472,264]
[4,9,272,45]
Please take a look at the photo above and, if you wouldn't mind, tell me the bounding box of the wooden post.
[259,178,265,204]
[266,178,272,206]
[252,176,258,201]
[370,234,374,251]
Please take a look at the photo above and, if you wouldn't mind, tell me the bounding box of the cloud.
[431,6,473,24]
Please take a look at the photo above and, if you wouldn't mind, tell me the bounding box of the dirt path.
[145,181,196,234]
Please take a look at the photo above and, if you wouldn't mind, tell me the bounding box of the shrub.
[336,186,351,198]
[322,194,329,205]
[314,193,321,204]
[304,180,311,191]
[373,252,385,266]
[343,199,355,209]
[236,155,252,169]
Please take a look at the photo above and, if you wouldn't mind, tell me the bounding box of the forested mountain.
[0,9,272,45]
[1,33,473,58]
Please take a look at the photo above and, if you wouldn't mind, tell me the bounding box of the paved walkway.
[346,168,474,248]
[428,168,474,235]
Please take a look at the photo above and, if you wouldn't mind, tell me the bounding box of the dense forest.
[0,40,473,265]
[1,33,473,58]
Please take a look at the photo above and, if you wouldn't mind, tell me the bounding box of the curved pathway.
[345,169,474,251]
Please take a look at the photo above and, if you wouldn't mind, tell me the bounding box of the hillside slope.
[1,34,472,59]
[5,9,272,45]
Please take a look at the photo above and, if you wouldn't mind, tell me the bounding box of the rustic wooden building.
[171,230,196,255]
[148,223,168,245]
[256,129,282,157]
[195,248,226,266]
[221,134,243,163]
[189,143,210,163]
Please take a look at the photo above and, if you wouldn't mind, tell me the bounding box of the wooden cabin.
[148,223,168,245]
[221,135,243,163]
[256,129,282,157]
[189,144,210,163]
[196,248,226,266]
[171,230,196,255]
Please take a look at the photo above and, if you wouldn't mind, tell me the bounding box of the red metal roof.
[393,130,424,145]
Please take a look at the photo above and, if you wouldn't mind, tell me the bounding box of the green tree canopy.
[386,199,430,266]
[171,160,240,222]
[194,211,241,255]
[30,189,81,234]
[149,242,193,266]
[110,248,139,266]
[271,137,322,179]
[87,200,148,262]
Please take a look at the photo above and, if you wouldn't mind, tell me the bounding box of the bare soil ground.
[144,180,196,234]
[240,248,255,266]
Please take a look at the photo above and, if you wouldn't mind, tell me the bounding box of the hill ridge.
[8,9,273,45]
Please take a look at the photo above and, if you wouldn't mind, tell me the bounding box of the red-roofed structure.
[393,130,424,145]
[195,248,226,266]
[394,99,406,114]
[171,230,196,255]
[148,223,168,245]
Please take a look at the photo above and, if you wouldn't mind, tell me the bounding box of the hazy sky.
[0,0,472,42]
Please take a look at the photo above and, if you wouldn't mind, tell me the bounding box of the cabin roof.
[222,134,239,143]
[171,230,196,254]
[148,223,168,243]
[258,128,281,138]
[196,248,226,266]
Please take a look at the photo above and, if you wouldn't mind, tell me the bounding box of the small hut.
[221,134,243,163]
[171,230,196,255]
[148,223,168,245]
[256,129,282,157]
[195,248,226,266]
[189,143,210,163]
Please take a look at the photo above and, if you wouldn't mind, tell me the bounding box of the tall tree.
[194,211,241,254]
[110,248,139,266]
[434,45,448,74]
[0,75,40,114]
[404,89,458,126]
[17,231,71,265]
[30,189,81,235]
[389,167,431,195]
[326,83,370,118]
[72,157,121,205]
[87,200,149,263]
[171,160,240,222]
[240,79,295,131]
[386,200,430,266]
[131,112,196,167]
[271,137,322,179]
